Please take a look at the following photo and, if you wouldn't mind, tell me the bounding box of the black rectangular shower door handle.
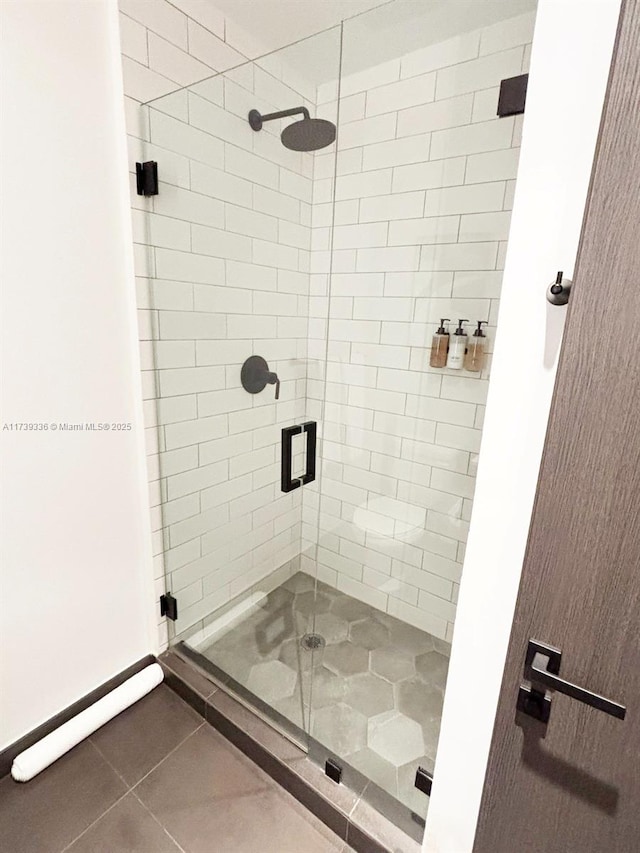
[281,421,316,493]
[301,421,316,485]
[517,639,626,722]
[281,425,301,492]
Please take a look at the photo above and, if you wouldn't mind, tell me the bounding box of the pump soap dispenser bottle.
[446,319,468,370]
[430,318,450,368]
[464,321,488,372]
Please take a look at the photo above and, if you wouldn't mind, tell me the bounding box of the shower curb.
[160,649,423,853]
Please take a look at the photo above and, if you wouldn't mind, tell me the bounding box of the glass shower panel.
[143,28,342,739]
[306,0,537,826]
[141,0,538,838]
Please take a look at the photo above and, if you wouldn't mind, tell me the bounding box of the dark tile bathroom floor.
[197,572,451,817]
[0,685,352,853]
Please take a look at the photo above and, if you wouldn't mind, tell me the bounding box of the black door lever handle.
[518,640,626,722]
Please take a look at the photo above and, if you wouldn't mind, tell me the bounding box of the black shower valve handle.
[266,372,280,400]
[240,355,280,400]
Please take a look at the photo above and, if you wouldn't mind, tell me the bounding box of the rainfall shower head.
[248,107,336,152]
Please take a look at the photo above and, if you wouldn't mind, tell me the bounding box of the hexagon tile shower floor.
[200,572,451,815]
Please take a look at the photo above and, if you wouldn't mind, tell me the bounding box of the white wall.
[424,1,621,850]
[302,12,534,643]
[0,0,155,749]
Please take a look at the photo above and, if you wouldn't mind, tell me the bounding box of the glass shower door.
[305,0,537,832]
[140,0,538,839]
[141,28,342,740]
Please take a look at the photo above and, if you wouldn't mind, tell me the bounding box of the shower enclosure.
[141,0,537,839]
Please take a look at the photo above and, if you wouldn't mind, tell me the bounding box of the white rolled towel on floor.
[11,662,164,782]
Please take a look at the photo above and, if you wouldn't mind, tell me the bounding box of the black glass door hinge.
[497,73,528,117]
[325,758,342,784]
[414,766,433,796]
[136,161,159,196]
[160,592,178,621]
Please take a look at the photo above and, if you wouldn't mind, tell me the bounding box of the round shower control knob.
[241,355,280,399]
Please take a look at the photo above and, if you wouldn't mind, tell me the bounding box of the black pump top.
[473,321,488,337]
[436,318,450,335]
[453,319,468,336]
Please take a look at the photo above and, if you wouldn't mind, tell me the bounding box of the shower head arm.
[248,107,309,131]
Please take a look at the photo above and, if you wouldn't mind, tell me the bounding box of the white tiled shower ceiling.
[303,12,534,642]
[119,1,534,647]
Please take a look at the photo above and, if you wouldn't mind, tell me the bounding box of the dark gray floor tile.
[0,740,126,853]
[330,596,373,623]
[295,591,333,616]
[311,612,349,645]
[397,678,444,724]
[135,725,268,822]
[137,725,344,852]
[370,647,415,683]
[307,665,346,709]
[65,793,180,852]
[90,684,202,786]
[164,787,343,853]
[312,704,368,756]
[323,641,369,677]
[415,649,449,689]
[246,659,298,703]
[343,672,394,717]
[349,619,390,650]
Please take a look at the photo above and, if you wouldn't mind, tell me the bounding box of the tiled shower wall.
[120,2,534,648]
[119,0,325,646]
[302,12,535,642]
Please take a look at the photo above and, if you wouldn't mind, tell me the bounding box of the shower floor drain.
[301,633,326,650]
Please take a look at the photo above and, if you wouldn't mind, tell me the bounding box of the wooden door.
[474,2,640,851]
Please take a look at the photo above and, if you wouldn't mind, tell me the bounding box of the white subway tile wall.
[120,3,534,648]
[304,12,534,642]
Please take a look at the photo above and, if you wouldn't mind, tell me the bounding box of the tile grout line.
[131,720,207,791]
[130,788,188,853]
[89,714,205,795]
[59,787,131,852]
[60,715,205,851]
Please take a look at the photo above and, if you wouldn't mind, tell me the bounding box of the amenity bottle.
[429,318,450,368]
[446,319,468,370]
[464,321,488,372]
